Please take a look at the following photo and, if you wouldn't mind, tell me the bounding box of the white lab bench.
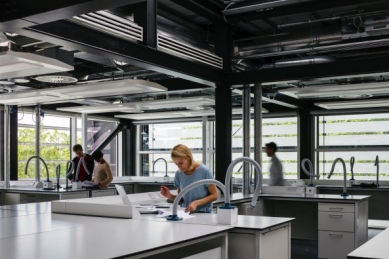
[347,226,389,259]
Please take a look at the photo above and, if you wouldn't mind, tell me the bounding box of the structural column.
[242,85,251,194]
[298,108,313,179]
[133,0,157,48]
[254,84,263,187]
[35,105,41,182]
[3,106,10,186]
[81,113,88,153]
[215,85,232,184]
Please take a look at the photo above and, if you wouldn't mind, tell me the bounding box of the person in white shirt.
[265,142,284,186]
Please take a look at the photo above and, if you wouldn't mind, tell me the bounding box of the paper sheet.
[156,208,194,219]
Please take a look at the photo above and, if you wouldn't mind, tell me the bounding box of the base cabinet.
[228,223,291,259]
[91,189,116,197]
[4,192,89,205]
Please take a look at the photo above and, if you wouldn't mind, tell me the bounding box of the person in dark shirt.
[67,144,94,182]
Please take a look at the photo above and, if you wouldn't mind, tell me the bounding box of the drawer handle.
[329,233,343,237]
[329,214,343,218]
[329,207,343,210]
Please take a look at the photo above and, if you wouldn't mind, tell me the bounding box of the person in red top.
[67,144,94,182]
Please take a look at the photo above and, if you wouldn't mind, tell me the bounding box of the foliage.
[18,127,71,179]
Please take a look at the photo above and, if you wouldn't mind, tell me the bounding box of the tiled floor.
[291,228,384,259]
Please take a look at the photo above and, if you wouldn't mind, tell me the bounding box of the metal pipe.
[301,158,320,186]
[65,160,75,189]
[274,56,337,68]
[254,84,262,190]
[25,156,49,182]
[167,179,226,220]
[152,158,168,177]
[327,158,348,196]
[225,157,263,207]
[242,85,251,194]
[56,164,61,189]
[4,105,10,187]
[374,155,379,186]
[35,106,41,182]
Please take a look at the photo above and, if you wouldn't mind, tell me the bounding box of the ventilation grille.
[69,10,143,42]
[157,33,223,69]
[35,75,78,84]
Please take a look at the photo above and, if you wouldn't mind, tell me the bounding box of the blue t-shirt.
[174,164,214,213]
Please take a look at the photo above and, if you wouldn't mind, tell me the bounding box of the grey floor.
[291,229,383,259]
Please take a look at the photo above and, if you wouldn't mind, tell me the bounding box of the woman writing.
[91,150,113,188]
[160,144,217,213]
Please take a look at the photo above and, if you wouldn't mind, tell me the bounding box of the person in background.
[68,144,94,182]
[265,142,284,186]
[91,150,113,187]
[160,144,217,213]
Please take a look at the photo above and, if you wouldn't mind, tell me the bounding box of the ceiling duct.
[69,10,143,42]
[274,56,336,68]
[115,107,268,120]
[57,96,215,114]
[35,75,78,84]
[0,49,73,80]
[0,79,167,106]
[157,32,223,69]
[279,81,389,99]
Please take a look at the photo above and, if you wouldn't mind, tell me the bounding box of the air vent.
[35,75,78,84]
[69,10,143,42]
[157,33,223,69]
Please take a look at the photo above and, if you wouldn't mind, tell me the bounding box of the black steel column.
[133,0,157,48]
[0,111,3,181]
[215,86,232,183]
[298,108,312,179]
[122,123,136,176]
[9,107,18,180]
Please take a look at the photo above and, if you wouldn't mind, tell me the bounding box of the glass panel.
[318,151,389,180]
[318,114,389,146]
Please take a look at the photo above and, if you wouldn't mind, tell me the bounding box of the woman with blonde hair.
[160,144,217,213]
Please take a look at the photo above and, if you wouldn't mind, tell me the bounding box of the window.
[138,122,203,176]
[77,118,120,177]
[231,117,298,179]
[315,113,389,180]
[18,111,71,179]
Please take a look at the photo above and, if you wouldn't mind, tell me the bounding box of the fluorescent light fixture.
[115,107,268,120]
[0,79,166,106]
[0,50,73,80]
[315,99,389,110]
[279,82,389,99]
[57,96,215,114]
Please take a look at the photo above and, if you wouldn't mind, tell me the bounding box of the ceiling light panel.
[0,50,73,80]
[115,107,268,120]
[315,99,389,110]
[57,96,215,114]
[0,79,166,106]
[279,82,389,99]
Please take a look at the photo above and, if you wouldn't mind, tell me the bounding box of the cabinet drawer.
[20,193,41,200]
[319,203,354,213]
[41,195,59,202]
[91,190,116,197]
[319,231,355,259]
[61,192,89,200]
[319,211,354,232]
[20,199,40,204]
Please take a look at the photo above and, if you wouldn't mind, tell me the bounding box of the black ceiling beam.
[226,0,383,23]
[230,57,389,85]
[0,0,144,30]
[15,20,224,86]
[170,0,223,23]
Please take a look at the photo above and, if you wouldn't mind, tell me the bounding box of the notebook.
[115,184,158,214]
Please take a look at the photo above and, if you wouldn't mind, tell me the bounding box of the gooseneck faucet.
[327,158,348,197]
[152,158,168,177]
[301,158,320,186]
[374,155,379,187]
[167,179,226,221]
[56,164,61,189]
[65,160,75,190]
[25,156,49,183]
[225,157,262,208]
[350,156,355,181]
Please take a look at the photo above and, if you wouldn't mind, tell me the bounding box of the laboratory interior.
[1,1,389,259]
